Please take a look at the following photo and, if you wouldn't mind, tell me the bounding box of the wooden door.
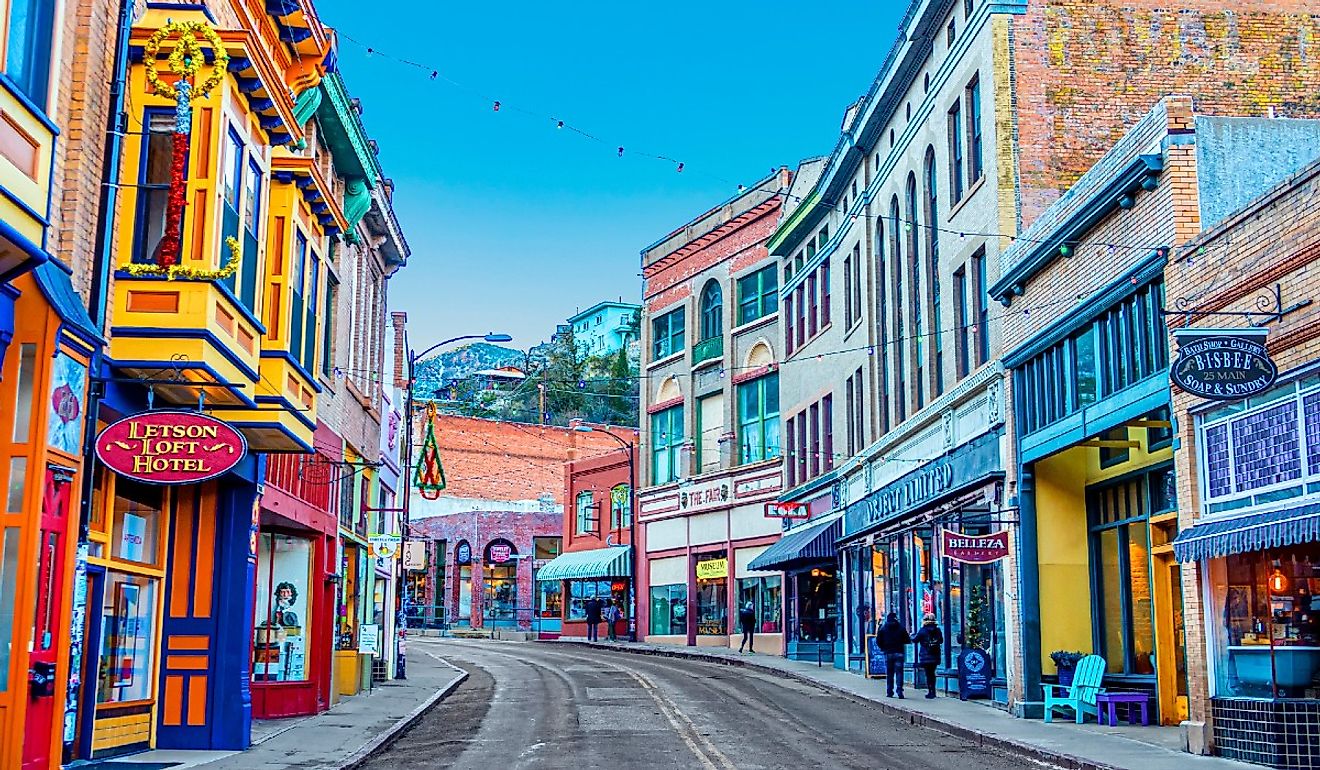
[22,467,74,770]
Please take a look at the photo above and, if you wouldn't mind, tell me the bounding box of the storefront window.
[485,565,517,623]
[1211,544,1320,699]
[112,479,162,566]
[537,580,562,619]
[649,584,686,635]
[568,579,613,620]
[97,574,157,703]
[0,528,19,691]
[796,567,838,642]
[696,556,728,635]
[1089,473,1157,675]
[337,544,359,649]
[847,550,873,657]
[736,576,782,633]
[253,533,312,682]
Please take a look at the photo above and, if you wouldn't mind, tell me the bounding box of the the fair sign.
[96,411,247,485]
[941,529,1010,564]
[678,479,731,513]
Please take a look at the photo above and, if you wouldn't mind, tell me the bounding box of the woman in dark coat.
[738,602,757,654]
[912,612,944,698]
[876,612,911,698]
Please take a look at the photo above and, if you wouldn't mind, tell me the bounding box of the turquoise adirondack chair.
[1042,655,1106,723]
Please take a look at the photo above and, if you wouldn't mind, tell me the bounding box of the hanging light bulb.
[1270,564,1289,593]
[429,71,438,80]
[493,101,501,112]
[677,162,684,173]
[556,120,564,129]
[617,146,625,157]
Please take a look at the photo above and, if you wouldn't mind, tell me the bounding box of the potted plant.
[1050,650,1086,686]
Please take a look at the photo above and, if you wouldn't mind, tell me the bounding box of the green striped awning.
[536,546,632,581]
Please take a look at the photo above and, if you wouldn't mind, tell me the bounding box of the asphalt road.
[358,638,1035,770]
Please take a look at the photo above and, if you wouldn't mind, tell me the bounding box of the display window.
[96,573,157,703]
[336,544,360,650]
[846,552,873,657]
[736,576,782,633]
[537,580,562,619]
[793,567,837,642]
[649,584,686,635]
[484,564,517,622]
[696,555,728,636]
[111,479,163,567]
[567,579,616,620]
[1210,544,1320,699]
[253,533,313,682]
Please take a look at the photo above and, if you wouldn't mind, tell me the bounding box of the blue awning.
[33,261,103,347]
[748,516,840,571]
[1172,504,1320,563]
[536,546,632,581]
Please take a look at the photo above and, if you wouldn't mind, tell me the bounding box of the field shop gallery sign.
[96,411,247,484]
[1172,328,1277,401]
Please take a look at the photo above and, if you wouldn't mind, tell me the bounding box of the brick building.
[993,96,1318,750]
[637,170,788,655]
[408,415,622,632]
[1166,156,1320,767]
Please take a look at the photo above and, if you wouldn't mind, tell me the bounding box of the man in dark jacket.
[737,602,757,654]
[584,597,603,642]
[913,612,944,698]
[876,612,911,698]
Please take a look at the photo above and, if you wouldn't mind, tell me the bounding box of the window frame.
[651,308,686,360]
[967,75,984,186]
[737,266,778,325]
[737,372,780,465]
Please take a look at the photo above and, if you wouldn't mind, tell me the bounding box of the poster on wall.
[47,352,87,455]
[1171,328,1277,401]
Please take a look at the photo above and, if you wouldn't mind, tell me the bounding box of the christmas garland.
[122,236,242,280]
[142,21,229,101]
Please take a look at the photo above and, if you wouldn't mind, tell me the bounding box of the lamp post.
[574,425,637,641]
[399,332,511,678]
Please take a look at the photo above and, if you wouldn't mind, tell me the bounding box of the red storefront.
[250,423,342,718]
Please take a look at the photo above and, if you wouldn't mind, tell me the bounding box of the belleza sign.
[96,411,247,484]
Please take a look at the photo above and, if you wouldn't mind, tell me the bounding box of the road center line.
[625,670,736,770]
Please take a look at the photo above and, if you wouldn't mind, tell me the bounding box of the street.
[362,639,1031,770]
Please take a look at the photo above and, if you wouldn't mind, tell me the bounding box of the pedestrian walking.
[913,612,943,699]
[876,612,911,698]
[603,600,621,641]
[737,601,757,653]
[584,596,603,642]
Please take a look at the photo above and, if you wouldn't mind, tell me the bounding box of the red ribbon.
[156,131,188,267]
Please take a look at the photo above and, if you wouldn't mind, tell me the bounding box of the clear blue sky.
[316,0,907,348]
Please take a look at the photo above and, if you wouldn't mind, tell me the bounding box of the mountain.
[412,343,525,398]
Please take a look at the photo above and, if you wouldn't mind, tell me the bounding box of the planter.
[1057,666,1075,687]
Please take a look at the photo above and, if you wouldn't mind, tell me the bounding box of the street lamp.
[399,331,511,678]
[574,424,637,642]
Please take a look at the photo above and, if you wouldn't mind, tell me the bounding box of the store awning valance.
[1172,504,1320,563]
[536,546,632,581]
[748,517,840,571]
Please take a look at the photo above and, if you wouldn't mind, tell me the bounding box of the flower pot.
[1058,666,1075,687]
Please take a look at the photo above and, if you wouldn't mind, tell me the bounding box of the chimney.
[392,311,408,389]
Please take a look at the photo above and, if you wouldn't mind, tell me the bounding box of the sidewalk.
[96,651,465,770]
[552,639,1255,770]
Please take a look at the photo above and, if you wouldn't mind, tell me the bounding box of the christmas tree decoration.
[415,402,447,500]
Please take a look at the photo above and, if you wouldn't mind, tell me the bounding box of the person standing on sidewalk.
[737,602,757,654]
[603,600,621,641]
[876,612,911,698]
[913,613,943,699]
[585,596,603,642]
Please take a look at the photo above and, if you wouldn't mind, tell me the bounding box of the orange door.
[22,466,73,770]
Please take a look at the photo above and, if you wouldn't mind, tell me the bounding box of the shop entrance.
[457,566,472,624]
[22,467,74,770]
[483,565,516,626]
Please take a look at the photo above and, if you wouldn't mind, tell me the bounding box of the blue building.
[564,301,640,357]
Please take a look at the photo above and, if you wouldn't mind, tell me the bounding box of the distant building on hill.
[565,300,641,357]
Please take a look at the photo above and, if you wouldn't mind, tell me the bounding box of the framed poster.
[111,582,141,688]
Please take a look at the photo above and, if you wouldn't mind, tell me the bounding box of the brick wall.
[564,444,637,553]
[1012,1,1320,230]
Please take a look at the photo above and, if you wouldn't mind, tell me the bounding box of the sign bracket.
[1165,284,1312,328]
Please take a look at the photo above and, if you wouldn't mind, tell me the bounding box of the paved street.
[362,638,1030,770]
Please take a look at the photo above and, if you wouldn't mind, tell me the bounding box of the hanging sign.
[1171,329,1277,401]
[369,534,402,559]
[96,411,247,484]
[695,557,728,580]
[358,624,380,654]
[401,540,427,571]
[941,529,1010,564]
[455,541,472,565]
[488,543,513,564]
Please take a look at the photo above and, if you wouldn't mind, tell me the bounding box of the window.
[1098,427,1132,469]
[1088,474,1156,675]
[846,368,864,456]
[954,266,969,378]
[112,479,163,566]
[737,373,780,464]
[650,584,686,635]
[651,308,685,359]
[0,528,18,690]
[846,375,856,457]
[97,575,158,704]
[240,157,263,309]
[967,75,984,185]
[848,246,862,329]
[965,0,974,18]
[795,284,806,347]
[906,173,923,410]
[321,276,338,378]
[290,230,308,365]
[737,576,782,633]
[972,248,989,365]
[650,405,684,484]
[809,402,820,478]
[925,149,943,397]
[737,266,777,324]
[948,100,965,205]
[699,280,723,342]
[134,113,178,264]
[696,393,722,474]
[796,412,807,483]
[819,224,829,248]
[875,219,890,434]
[820,258,831,328]
[784,293,794,356]
[823,394,834,471]
[253,534,313,682]
[569,579,615,621]
[808,271,819,338]
[843,252,853,329]
[575,490,595,535]
[610,484,631,529]
[5,0,57,108]
[304,252,319,371]
[891,197,907,423]
[786,415,797,487]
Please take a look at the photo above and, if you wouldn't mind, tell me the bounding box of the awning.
[1172,503,1320,563]
[748,516,841,571]
[536,546,632,581]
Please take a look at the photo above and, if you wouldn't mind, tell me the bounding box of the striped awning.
[1172,503,1320,563]
[536,546,632,581]
[748,517,841,571]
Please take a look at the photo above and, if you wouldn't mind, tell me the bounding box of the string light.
[493,100,501,112]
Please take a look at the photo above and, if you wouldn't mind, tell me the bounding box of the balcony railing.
[693,336,723,364]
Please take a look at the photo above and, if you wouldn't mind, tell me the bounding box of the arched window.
[924,147,943,397]
[890,195,906,423]
[699,280,723,341]
[575,491,595,535]
[906,172,924,410]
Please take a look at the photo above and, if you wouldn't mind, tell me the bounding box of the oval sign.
[942,529,1010,564]
[96,410,247,485]
[1172,334,1277,401]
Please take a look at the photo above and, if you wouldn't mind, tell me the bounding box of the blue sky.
[317,0,906,348]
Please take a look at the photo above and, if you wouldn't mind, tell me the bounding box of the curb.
[334,670,470,770]
[550,640,1119,770]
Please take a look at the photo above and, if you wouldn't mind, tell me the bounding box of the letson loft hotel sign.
[96,411,247,484]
